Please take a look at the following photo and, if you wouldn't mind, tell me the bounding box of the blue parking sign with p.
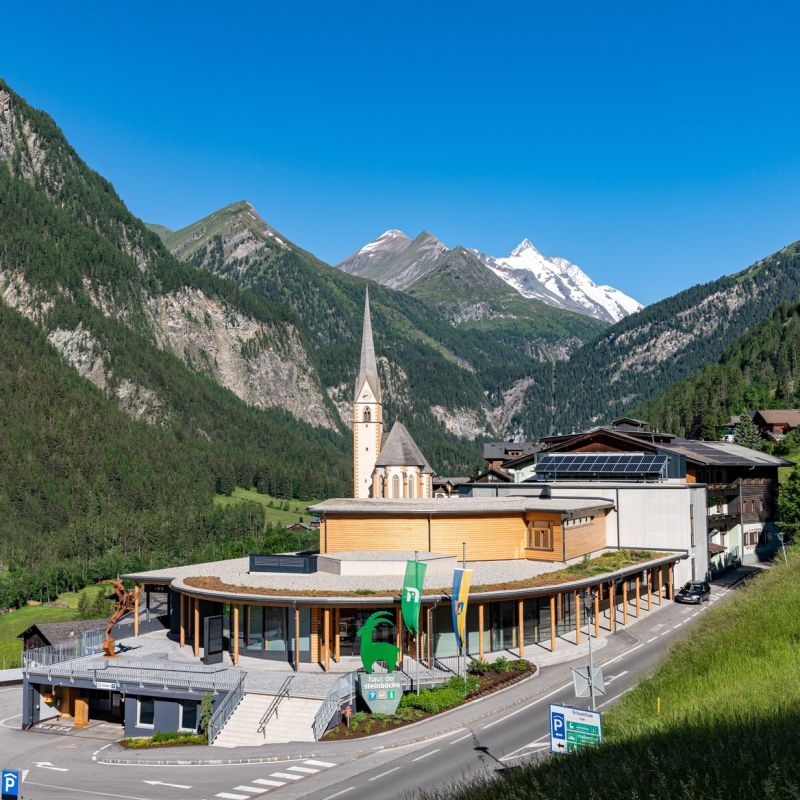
[551,710,565,740]
[1,770,19,799]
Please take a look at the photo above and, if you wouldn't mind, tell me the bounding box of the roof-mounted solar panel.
[532,452,668,482]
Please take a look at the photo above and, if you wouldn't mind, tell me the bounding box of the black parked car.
[674,581,711,604]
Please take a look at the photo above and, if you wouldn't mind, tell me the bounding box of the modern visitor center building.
[19,291,707,741]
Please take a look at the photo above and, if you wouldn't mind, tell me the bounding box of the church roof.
[354,287,381,403]
[375,422,434,474]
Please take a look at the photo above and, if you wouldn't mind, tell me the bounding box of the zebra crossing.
[213,760,337,799]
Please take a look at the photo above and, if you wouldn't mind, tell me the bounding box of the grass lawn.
[426,547,800,800]
[0,583,109,669]
[778,445,800,482]
[213,488,322,526]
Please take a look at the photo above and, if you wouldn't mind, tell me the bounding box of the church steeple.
[353,287,383,498]
[355,286,381,403]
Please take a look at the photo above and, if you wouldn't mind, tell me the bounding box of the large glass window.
[138,698,154,727]
[246,606,264,651]
[523,598,542,646]
[265,607,287,653]
[490,602,517,652]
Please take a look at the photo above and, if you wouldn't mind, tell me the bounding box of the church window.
[408,475,415,498]
[363,407,371,423]
[392,475,400,498]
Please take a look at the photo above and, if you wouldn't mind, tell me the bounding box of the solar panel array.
[534,453,668,480]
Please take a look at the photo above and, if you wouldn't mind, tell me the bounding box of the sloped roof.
[664,438,793,467]
[354,287,381,403]
[375,422,434,473]
[18,618,107,645]
[483,441,541,461]
[753,409,800,427]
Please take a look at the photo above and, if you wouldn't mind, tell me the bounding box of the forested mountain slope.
[515,240,800,435]
[155,203,601,443]
[636,302,800,438]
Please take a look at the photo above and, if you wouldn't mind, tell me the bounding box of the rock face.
[146,289,336,429]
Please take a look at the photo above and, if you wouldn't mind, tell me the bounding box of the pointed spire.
[355,286,381,403]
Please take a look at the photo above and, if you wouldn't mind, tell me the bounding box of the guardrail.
[433,654,468,676]
[208,671,246,745]
[257,675,294,736]
[22,627,105,670]
[312,671,357,741]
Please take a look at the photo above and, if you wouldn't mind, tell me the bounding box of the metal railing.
[433,654,468,677]
[312,671,358,741]
[22,627,105,670]
[208,670,247,745]
[257,675,294,736]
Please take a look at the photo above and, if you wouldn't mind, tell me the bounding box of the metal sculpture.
[100,577,136,657]
[357,611,400,673]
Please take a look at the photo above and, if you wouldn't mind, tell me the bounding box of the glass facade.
[234,605,311,662]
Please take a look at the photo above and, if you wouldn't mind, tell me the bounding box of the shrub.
[350,711,368,725]
[513,658,531,672]
[468,659,491,675]
[492,656,511,673]
[199,693,215,735]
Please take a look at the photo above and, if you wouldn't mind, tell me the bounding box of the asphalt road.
[0,567,754,800]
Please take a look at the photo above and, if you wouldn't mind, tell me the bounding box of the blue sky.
[3,1,800,305]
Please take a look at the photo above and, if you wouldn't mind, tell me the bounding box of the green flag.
[401,559,427,635]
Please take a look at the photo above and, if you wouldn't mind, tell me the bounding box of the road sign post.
[1,769,20,800]
[549,703,602,754]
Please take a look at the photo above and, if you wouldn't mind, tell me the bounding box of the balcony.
[707,512,739,527]
[707,482,739,495]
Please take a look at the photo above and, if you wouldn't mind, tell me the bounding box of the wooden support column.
[323,608,330,672]
[549,595,556,652]
[133,584,140,637]
[478,604,485,661]
[334,608,341,663]
[658,567,663,604]
[647,569,653,610]
[518,599,525,658]
[193,598,200,657]
[574,590,581,644]
[294,607,300,671]
[635,574,641,617]
[232,604,239,666]
[622,580,628,625]
[73,695,89,729]
[609,581,616,631]
[594,591,600,638]
[668,565,674,599]
[179,593,185,647]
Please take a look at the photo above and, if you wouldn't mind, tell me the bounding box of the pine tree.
[734,416,762,450]
[76,590,92,619]
[778,468,800,538]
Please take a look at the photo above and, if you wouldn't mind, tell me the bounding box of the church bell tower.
[353,288,383,498]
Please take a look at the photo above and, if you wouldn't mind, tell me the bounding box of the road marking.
[33,761,69,772]
[499,744,549,761]
[672,624,683,629]
[647,636,658,643]
[144,781,192,788]
[271,772,302,780]
[234,787,265,793]
[288,766,319,773]
[0,713,22,729]
[321,789,354,800]
[369,767,401,781]
[601,644,643,667]
[660,631,670,637]
[24,782,153,800]
[482,682,570,729]
[253,779,285,787]
[216,794,250,800]
[450,732,473,744]
[411,747,441,762]
[305,760,337,768]
[691,612,699,618]
[606,670,629,683]
[501,735,550,761]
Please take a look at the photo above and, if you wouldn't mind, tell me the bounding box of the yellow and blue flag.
[451,568,473,653]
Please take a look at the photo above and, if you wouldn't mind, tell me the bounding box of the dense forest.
[636,302,800,438]
[516,240,800,435]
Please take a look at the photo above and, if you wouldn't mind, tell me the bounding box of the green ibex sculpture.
[357,611,400,673]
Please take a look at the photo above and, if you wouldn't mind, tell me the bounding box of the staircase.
[212,692,323,748]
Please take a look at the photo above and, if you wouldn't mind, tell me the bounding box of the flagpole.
[462,542,467,696]
[415,549,420,695]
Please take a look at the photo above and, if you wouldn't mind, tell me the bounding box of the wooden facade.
[322,511,607,563]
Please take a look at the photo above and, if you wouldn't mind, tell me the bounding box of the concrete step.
[212,693,323,748]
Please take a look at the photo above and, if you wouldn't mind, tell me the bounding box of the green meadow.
[212,488,322,527]
[426,547,800,800]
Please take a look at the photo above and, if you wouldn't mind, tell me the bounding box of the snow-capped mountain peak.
[486,239,642,323]
[358,229,410,255]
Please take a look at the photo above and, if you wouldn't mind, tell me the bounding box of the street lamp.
[581,591,596,711]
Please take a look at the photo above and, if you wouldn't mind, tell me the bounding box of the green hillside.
[636,301,800,438]
[514,240,800,436]
[430,549,800,800]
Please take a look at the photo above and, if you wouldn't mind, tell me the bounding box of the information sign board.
[549,703,602,754]
[1,769,19,799]
[203,615,224,665]
[359,673,403,715]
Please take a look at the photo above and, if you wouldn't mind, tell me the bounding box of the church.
[353,288,434,499]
